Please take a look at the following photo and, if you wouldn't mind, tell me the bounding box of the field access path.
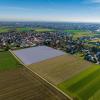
[10,50,72,100]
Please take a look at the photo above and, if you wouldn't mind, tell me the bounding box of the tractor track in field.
[0,68,70,100]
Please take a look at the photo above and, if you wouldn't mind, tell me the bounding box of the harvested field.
[0,68,69,100]
[28,54,92,85]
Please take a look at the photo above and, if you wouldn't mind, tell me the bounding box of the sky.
[0,0,100,22]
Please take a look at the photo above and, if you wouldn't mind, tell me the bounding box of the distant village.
[0,28,100,64]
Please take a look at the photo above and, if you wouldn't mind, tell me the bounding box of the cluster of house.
[0,31,66,50]
[0,31,44,49]
[65,36,100,64]
[84,48,100,64]
[0,31,100,64]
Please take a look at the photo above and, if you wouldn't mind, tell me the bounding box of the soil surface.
[0,68,68,100]
[29,55,92,85]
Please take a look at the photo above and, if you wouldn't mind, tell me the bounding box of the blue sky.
[0,0,100,22]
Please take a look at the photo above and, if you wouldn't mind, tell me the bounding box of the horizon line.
[0,20,100,23]
[0,20,100,24]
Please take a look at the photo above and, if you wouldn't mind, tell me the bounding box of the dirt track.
[0,68,69,100]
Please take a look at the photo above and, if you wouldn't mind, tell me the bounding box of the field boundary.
[9,50,73,100]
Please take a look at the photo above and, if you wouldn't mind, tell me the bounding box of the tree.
[5,45,10,51]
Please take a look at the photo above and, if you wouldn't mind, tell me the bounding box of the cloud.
[89,0,100,3]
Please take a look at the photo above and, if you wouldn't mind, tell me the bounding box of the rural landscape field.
[0,51,69,100]
[13,46,100,100]
[0,22,100,100]
[58,64,100,100]
[1,0,100,100]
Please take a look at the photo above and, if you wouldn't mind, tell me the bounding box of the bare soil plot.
[0,68,68,100]
[28,54,92,85]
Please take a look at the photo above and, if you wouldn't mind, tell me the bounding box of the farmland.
[16,27,55,32]
[16,27,33,32]
[28,54,92,85]
[12,45,100,100]
[0,50,69,100]
[0,51,21,71]
[58,64,100,100]
[0,26,100,100]
[0,26,55,33]
[0,68,68,100]
[34,28,55,32]
[64,30,96,38]
[0,27,10,33]
[90,38,100,42]
[12,46,92,85]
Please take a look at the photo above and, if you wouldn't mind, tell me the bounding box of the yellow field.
[28,54,92,85]
[90,38,100,42]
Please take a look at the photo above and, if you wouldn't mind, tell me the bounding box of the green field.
[64,30,95,38]
[0,27,10,33]
[0,27,55,33]
[34,28,55,32]
[0,51,22,71]
[16,27,55,32]
[16,27,33,32]
[58,64,100,100]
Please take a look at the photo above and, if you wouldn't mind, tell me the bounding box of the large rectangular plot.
[13,46,65,65]
[0,68,68,100]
